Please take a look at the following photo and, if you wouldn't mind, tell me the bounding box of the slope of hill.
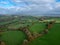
[27,23,60,45]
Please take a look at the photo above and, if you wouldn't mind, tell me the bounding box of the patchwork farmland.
[0,15,60,45]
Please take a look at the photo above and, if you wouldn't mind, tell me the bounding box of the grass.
[1,31,26,45]
[1,22,46,45]
[1,22,60,45]
[27,23,60,45]
[0,19,19,25]
[29,22,46,33]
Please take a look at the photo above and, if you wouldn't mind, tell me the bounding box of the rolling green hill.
[27,23,60,45]
[1,31,26,45]
[0,16,60,45]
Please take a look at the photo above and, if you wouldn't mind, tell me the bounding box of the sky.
[0,0,60,16]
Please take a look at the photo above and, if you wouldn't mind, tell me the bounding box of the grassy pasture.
[29,22,46,33]
[27,23,60,45]
[1,31,26,45]
[0,17,60,45]
[1,23,60,45]
[1,22,45,45]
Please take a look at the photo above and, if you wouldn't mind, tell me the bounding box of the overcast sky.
[0,0,60,16]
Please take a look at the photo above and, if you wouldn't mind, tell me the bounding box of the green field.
[27,23,60,45]
[1,31,26,45]
[1,22,60,45]
[0,16,60,45]
[29,23,46,33]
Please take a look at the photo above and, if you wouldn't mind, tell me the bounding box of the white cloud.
[0,0,60,15]
[20,0,55,10]
[0,1,9,4]
[55,2,60,8]
[13,0,23,3]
